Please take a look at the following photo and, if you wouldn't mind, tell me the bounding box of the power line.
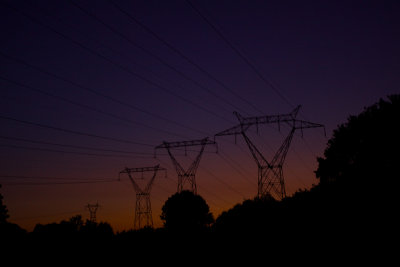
[107,0,253,116]
[2,180,117,186]
[222,132,312,193]
[0,37,206,136]
[197,163,248,199]
[0,75,187,139]
[0,133,214,156]
[22,0,225,119]
[217,150,256,186]
[0,144,154,159]
[0,76,188,137]
[11,210,85,221]
[196,183,235,208]
[185,154,247,199]
[219,105,321,193]
[186,0,294,109]
[0,54,204,136]
[245,119,319,187]
[230,119,316,191]
[0,175,116,181]
[0,173,118,186]
[74,0,311,166]
[0,135,156,155]
[61,0,234,124]
[154,156,233,208]
[0,114,154,147]
[199,3,328,137]
[0,64,217,155]
[1,0,292,207]
[146,162,229,210]
[0,3,260,148]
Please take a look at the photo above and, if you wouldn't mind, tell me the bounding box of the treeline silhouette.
[1,95,398,254]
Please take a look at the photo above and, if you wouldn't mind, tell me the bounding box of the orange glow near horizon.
[3,132,324,232]
[1,0,396,234]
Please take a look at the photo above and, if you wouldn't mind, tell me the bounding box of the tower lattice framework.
[155,137,217,194]
[86,203,99,223]
[215,105,325,200]
[119,165,165,229]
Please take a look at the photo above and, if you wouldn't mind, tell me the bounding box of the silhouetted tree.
[32,214,84,241]
[32,215,115,249]
[0,185,9,224]
[214,96,400,243]
[81,220,114,240]
[0,185,26,242]
[214,196,278,236]
[161,190,214,233]
[67,214,84,231]
[315,95,399,231]
[316,95,399,198]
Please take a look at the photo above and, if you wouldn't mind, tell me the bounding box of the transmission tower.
[215,105,325,200]
[119,164,166,229]
[86,203,100,223]
[155,137,217,194]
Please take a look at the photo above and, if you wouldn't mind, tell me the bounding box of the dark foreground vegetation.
[1,95,398,257]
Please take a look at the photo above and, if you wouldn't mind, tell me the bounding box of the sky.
[0,0,399,232]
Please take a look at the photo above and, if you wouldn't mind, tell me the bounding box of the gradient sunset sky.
[0,0,399,231]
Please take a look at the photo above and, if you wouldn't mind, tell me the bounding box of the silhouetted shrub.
[161,190,214,233]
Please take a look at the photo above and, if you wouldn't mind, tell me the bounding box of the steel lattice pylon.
[86,203,99,223]
[119,165,166,229]
[155,138,217,194]
[215,105,325,200]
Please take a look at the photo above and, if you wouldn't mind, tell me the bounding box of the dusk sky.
[1,0,399,231]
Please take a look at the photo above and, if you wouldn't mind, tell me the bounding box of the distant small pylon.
[86,203,100,223]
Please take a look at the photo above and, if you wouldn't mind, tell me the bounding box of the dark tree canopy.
[316,95,400,200]
[0,185,9,224]
[214,196,278,235]
[32,214,114,243]
[161,190,214,232]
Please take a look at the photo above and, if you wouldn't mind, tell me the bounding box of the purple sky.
[0,0,399,231]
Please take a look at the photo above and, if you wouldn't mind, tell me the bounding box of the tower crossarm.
[119,165,166,194]
[119,165,166,174]
[214,104,325,200]
[236,105,301,127]
[154,137,217,194]
[154,137,217,157]
[293,120,326,136]
[214,123,247,137]
[215,106,302,138]
[155,137,215,149]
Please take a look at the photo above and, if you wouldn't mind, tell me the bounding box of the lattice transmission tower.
[155,138,217,194]
[86,203,100,223]
[215,105,325,200]
[119,165,166,229]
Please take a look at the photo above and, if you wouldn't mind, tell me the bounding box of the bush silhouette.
[2,95,398,249]
[214,96,400,240]
[313,95,400,235]
[316,95,399,205]
[0,185,9,224]
[161,190,214,232]
[214,195,278,236]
